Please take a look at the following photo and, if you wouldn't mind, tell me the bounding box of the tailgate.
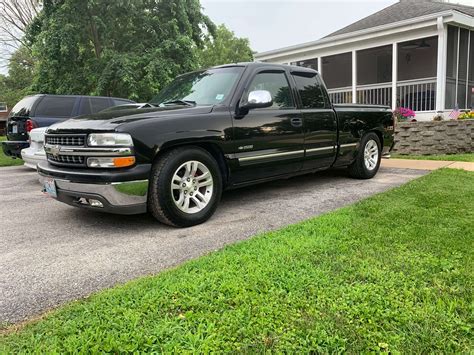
[6,116,29,142]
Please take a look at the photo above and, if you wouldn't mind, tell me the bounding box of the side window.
[247,72,294,109]
[292,72,326,109]
[91,98,112,113]
[81,98,113,115]
[113,99,131,106]
[34,96,77,117]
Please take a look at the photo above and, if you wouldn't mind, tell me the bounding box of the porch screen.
[357,45,392,85]
[321,52,351,89]
[446,25,474,110]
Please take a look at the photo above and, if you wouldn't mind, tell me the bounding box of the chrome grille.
[46,135,85,146]
[47,154,85,165]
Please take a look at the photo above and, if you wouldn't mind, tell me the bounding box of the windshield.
[150,67,244,106]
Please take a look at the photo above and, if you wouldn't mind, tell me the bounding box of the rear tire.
[348,132,381,179]
[148,147,222,227]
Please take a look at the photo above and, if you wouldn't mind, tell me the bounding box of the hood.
[46,105,214,134]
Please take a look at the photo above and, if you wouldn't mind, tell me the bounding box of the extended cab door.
[230,68,305,182]
[291,70,337,170]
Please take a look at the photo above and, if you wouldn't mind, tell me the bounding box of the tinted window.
[247,72,294,109]
[292,72,326,109]
[81,97,113,115]
[35,96,77,117]
[10,96,38,117]
[113,99,132,106]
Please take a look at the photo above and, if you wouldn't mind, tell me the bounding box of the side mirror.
[241,90,273,110]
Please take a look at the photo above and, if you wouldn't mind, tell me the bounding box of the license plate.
[11,125,18,134]
[43,178,57,198]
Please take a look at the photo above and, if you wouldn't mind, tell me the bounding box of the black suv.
[2,94,134,158]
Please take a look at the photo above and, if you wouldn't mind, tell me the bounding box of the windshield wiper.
[159,100,196,107]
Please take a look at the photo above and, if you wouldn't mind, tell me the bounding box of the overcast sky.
[201,0,398,53]
[0,0,398,75]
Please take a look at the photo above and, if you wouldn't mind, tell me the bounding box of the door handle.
[291,118,303,127]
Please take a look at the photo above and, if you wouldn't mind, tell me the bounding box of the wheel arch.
[152,141,230,186]
[367,128,384,148]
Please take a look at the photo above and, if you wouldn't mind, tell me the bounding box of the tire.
[348,132,381,179]
[148,147,222,227]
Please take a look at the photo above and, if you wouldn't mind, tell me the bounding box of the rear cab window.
[291,71,327,109]
[34,96,77,117]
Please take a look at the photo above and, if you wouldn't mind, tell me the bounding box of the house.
[0,102,8,135]
[255,0,474,121]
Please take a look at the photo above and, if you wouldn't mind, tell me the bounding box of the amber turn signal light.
[113,156,136,168]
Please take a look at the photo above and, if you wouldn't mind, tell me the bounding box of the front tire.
[148,147,222,227]
[348,132,381,179]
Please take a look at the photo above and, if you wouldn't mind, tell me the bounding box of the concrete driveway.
[0,164,427,324]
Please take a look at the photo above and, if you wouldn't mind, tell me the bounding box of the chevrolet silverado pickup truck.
[38,62,394,227]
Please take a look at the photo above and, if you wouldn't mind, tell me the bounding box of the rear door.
[231,68,305,182]
[291,70,337,170]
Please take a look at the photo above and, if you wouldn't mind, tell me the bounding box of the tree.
[197,24,253,68]
[27,0,216,101]
[0,46,35,108]
[0,0,41,56]
[0,0,41,73]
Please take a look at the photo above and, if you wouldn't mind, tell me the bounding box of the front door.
[231,69,305,183]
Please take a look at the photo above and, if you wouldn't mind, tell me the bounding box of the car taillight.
[26,119,37,132]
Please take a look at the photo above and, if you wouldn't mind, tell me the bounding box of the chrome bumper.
[39,173,148,215]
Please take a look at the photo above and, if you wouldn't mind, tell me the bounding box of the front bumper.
[21,147,46,169]
[37,162,151,215]
[2,140,29,158]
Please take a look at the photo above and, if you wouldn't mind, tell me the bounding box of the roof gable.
[325,0,474,39]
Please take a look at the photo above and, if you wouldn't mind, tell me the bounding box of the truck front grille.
[47,154,85,166]
[46,135,86,146]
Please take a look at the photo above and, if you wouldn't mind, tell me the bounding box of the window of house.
[0,102,7,112]
[247,72,294,109]
[292,71,326,109]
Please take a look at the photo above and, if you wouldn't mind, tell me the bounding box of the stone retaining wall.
[394,120,473,155]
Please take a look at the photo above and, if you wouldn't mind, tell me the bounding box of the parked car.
[21,127,48,169]
[20,102,144,170]
[38,63,394,227]
[1,94,135,159]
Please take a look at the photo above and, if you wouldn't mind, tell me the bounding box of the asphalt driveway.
[0,164,428,324]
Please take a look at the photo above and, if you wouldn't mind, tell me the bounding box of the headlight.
[87,133,133,146]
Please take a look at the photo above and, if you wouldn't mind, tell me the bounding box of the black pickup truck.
[38,62,394,227]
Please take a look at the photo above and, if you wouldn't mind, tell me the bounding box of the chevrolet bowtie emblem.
[49,145,61,157]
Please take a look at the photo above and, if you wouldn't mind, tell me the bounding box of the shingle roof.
[325,0,474,38]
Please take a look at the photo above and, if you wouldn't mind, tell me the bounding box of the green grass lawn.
[0,136,24,167]
[1,169,473,353]
[392,152,474,162]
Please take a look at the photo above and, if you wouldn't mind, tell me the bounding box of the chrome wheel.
[171,160,214,214]
[364,139,379,171]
